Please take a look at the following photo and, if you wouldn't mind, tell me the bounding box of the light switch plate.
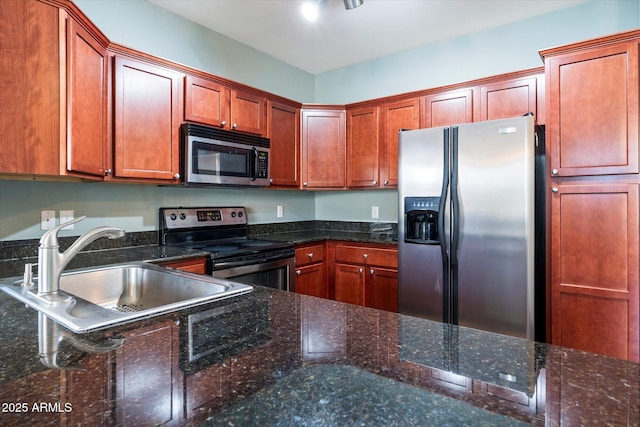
[276,204,284,218]
[60,210,75,230]
[40,210,56,231]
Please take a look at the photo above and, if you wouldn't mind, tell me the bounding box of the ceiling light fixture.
[343,0,364,10]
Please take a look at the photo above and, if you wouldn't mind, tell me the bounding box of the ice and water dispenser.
[404,197,440,244]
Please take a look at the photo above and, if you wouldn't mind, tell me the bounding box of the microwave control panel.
[256,151,268,179]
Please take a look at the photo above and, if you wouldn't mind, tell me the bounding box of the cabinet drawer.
[295,244,325,267]
[334,244,397,268]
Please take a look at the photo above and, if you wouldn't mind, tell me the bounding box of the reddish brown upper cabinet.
[268,101,300,187]
[346,106,380,188]
[0,1,109,179]
[379,97,420,188]
[184,75,229,128]
[184,76,266,136]
[422,89,473,128]
[550,183,639,362]
[300,107,346,189]
[478,76,538,122]
[113,55,182,182]
[542,40,639,177]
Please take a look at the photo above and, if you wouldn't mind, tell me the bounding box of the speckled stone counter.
[0,283,637,426]
[249,220,398,246]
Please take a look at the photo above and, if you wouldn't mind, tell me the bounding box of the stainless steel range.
[159,207,295,291]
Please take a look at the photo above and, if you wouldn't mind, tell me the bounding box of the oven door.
[212,256,295,292]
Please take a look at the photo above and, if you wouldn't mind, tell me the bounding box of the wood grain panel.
[67,17,108,177]
[423,89,473,128]
[301,109,346,189]
[547,42,639,176]
[230,89,266,136]
[551,184,639,361]
[347,106,379,188]
[268,101,299,187]
[184,75,228,127]
[380,98,420,187]
[480,77,537,121]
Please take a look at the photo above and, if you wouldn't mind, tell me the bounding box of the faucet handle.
[40,216,87,247]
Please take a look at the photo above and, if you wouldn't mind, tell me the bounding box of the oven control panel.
[161,207,247,229]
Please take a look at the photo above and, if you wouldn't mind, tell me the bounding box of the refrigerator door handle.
[440,128,451,324]
[450,126,460,325]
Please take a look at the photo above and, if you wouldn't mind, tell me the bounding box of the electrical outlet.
[40,210,56,231]
[371,206,379,219]
[60,210,75,230]
[276,204,284,218]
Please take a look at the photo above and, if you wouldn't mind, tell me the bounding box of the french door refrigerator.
[398,114,544,341]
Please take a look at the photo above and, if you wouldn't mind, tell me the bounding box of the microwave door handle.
[249,147,258,181]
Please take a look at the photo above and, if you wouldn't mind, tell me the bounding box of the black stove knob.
[238,211,243,217]
[231,211,237,218]
[170,213,177,221]
[179,213,186,220]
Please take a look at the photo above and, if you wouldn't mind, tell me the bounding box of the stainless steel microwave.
[181,123,270,187]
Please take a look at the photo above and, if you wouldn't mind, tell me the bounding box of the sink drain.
[112,303,146,313]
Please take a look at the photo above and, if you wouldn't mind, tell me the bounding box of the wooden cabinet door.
[0,0,61,175]
[157,257,207,274]
[546,42,639,177]
[295,264,327,298]
[334,263,366,306]
[368,267,398,312]
[380,98,420,188]
[550,183,639,361]
[115,321,181,425]
[301,108,346,189]
[230,89,266,136]
[479,76,537,122]
[268,101,299,187]
[66,17,108,178]
[347,106,379,188]
[184,75,229,128]
[422,89,473,128]
[113,56,182,181]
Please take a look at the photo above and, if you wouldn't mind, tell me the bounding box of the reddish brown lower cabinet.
[156,257,208,274]
[550,183,639,362]
[332,242,398,312]
[294,243,327,298]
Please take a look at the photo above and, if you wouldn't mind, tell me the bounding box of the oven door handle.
[213,252,292,270]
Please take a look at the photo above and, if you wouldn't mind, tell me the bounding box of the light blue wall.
[315,0,640,103]
[0,181,315,240]
[2,0,639,241]
[73,0,314,102]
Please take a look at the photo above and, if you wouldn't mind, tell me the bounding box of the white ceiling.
[147,0,587,74]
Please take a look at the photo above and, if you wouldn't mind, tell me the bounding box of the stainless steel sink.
[0,262,253,333]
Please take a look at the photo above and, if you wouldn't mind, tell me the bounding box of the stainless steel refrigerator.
[398,115,544,341]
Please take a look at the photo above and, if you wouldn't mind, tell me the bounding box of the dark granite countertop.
[0,283,637,426]
[248,220,398,246]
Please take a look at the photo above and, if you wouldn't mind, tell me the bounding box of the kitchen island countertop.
[0,276,637,426]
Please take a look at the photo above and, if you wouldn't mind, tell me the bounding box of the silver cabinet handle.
[295,270,301,276]
[220,120,227,127]
[174,173,180,179]
[105,168,112,176]
[552,168,559,175]
[359,267,363,273]
[307,253,314,259]
[372,180,377,185]
[370,268,374,275]
[552,187,559,193]
[383,180,388,185]
[363,254,368,260]
[303,182,308,187]
[232,123,238,129]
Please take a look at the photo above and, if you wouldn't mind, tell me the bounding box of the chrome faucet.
[36,216,125,299]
